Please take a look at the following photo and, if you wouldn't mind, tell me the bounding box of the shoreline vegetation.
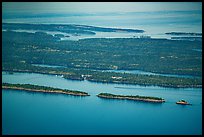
[3,70,202,89]
[2,83,193,105]
[165,32,202,36]
[2,23,202,89]
[2,83,90,96]
[97,93,165,103]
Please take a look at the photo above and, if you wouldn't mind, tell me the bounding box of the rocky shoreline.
[2,83,90,96]
[97,93,165,103]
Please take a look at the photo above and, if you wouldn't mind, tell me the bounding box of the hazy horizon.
[2,2,202,33]
[3,2,202,14]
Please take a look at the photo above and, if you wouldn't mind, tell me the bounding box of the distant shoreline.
[165,32,202,36]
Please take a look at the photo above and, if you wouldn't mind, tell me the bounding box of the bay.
[2,11,202,40]
[2,71,202,135]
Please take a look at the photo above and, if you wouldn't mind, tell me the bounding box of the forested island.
[2,23,202,88]
[171,37,202,41]
[165,32,202,36]
[2,83,90,96]
[97,93,165,103]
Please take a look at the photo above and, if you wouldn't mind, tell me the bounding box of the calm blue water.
[32,64,67,68]
[31,64,201,79]
[2,71,202,135]
[2,10,202,39]
[101,69,201,79]
[2,8,202,135]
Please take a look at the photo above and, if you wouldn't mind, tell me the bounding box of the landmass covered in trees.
[2,83,90,96]
[165,32,202,36]
[2,23,202,88]
[97,93,165,103]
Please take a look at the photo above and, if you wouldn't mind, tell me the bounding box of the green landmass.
[2,83,90,96]
[165,32,202,36]
[2,23,202,88]
[97,93,165,103]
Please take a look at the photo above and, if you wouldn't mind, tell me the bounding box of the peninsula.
[2,83,90,96]
[2,23,144,36]
[165,32,202,36]
[2,24,202,88]
[97,93,165,103]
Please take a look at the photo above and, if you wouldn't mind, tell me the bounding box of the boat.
[176,100,191,105]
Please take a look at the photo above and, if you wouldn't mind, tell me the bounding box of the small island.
[2,83,90,96]
[170,36,202,41]
[165,32,202,36]
[97,93,165,103]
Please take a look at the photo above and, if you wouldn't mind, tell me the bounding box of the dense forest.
[97,93,165,103]
[2,23,202,88]
[97,93,164,100]
[2,83,89,96]
[165,32,202,36]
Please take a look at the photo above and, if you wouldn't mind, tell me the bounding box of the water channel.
[2,71,202,135]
